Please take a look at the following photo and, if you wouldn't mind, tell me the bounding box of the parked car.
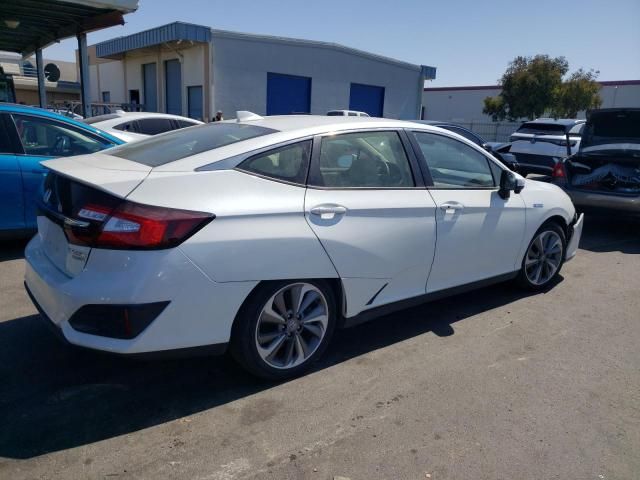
[327,110,370,117]
[25,114,583,379]
[412,120,519,171]
[0,103,123,237]
[552,108,640,214]
[84,111,204,142]
[509,118,585,176]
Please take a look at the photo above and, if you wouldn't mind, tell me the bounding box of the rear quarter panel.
[126,169,339,282]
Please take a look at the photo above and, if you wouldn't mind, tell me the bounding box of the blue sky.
[44,0,640,86]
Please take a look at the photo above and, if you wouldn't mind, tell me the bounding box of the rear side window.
[109,123,276,167]
[238,140,311,184]
[136,118,174,135]
[309,131,415,188]
[0,114,15,153]
[516,123,567,135]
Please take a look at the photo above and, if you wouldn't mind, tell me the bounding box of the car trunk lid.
[37,154,152,277]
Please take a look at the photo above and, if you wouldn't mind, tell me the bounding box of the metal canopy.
[0,0,138,56]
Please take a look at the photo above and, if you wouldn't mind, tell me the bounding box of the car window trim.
[9,112,114,157]
[0,113,23,154]
[409,129,501,191]
[235,138,313,187]
[307,128,423,191]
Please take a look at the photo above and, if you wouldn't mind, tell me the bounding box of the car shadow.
[578,213,640,254]
[0,238,29,262]
[0,278,555,460]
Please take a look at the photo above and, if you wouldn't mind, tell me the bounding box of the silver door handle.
[440,202,464,212]
[310,205,347,218]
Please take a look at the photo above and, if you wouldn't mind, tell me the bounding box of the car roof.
[86,111,204,123]
[0,103,124,144]
[148,115,484,172]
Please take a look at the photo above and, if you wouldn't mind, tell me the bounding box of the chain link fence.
[454,121,522,142]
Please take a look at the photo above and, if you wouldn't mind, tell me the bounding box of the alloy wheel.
[525,230,563,286]
[255,283,329,369]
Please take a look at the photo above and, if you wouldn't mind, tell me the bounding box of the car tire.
[230,279,337,380]
[517,222,566,291]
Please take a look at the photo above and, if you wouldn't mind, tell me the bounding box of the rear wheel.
[517,223,566,290]
[230,280,337,380]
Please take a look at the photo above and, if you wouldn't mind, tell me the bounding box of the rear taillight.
[552,162,566,179]
[66,201,214,250]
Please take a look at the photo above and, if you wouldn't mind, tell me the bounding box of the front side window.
[12,114,109,157]
[413,131,495,188]
[310,131,414,188]
[238,140,311,184]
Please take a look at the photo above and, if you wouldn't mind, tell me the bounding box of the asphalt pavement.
[0,214,638,480]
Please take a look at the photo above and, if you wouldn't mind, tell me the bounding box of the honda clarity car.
[25,113,583,379]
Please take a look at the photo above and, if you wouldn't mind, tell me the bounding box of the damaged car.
[552,108,640,214]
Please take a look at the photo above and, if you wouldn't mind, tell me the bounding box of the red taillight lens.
[66,201,214,250]
[552,162,566,178]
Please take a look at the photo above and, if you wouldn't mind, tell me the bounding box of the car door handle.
[439,202,464,212]
[310,204,347,219]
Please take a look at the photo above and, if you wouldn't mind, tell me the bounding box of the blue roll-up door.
[165,59,182,115]
[349,83,385,117]
[142,63,157,112]
[267,73,311,115]
[188,86,203,120]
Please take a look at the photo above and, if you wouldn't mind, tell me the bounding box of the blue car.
[0,104,123,237]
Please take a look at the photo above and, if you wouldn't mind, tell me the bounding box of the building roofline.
[209,28,432,73]
[94,21,436,75]
[424,80,640,91]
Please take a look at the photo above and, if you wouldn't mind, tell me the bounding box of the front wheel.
[230,280,337,380]
[517,223,566,290]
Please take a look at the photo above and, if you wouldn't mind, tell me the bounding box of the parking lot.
[0,214,638,480]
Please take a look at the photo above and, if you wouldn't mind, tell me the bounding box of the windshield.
[109,123,277,167]
[581,110,640,150]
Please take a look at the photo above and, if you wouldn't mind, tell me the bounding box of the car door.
[410,130,526,293]
[304,129,437,316]
[11,113,115,229]
[0,114,23,231]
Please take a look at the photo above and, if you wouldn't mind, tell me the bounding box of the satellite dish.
[44,63,60,82]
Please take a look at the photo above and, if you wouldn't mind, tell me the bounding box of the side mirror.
[499,152,520,172]
[482,143,493,153]
[499,170,519,199]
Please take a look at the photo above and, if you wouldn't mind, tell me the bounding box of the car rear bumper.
[564,188,640,214]
[24,234,257,355]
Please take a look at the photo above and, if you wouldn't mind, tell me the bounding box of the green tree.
[551,69,602,118]
[483,55,601,121]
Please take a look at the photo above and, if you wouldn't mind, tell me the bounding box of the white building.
[422,80,640,123]
[89,22,436,121]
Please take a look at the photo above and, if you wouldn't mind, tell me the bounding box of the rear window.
[516,123,568,135]
[109,123,277,167]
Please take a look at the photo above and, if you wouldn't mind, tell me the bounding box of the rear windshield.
[108,123,277,167]
[516,123,568,135]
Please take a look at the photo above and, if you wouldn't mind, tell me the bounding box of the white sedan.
[84,111,203,142]
[25,113,584,379]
